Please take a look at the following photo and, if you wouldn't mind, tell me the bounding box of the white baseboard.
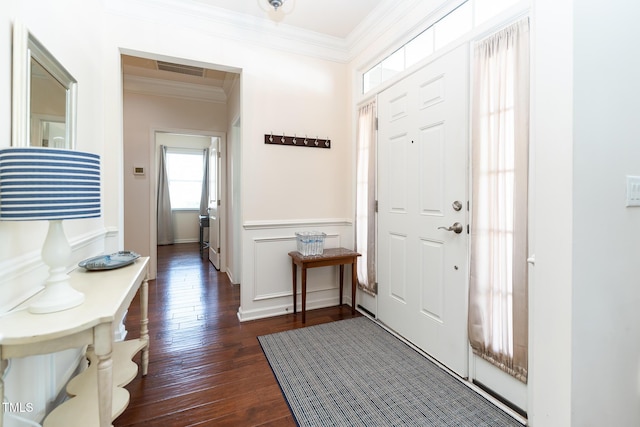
[237,295,354,322]
[173,238,199,244]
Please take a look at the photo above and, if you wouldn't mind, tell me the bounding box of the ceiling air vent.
[156,61,205,77]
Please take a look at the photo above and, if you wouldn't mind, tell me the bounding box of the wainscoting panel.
[239,219,354,321]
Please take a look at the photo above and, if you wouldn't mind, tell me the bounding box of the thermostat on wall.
[133,166,145,176]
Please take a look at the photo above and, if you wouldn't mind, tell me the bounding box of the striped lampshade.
[0,147,101,221]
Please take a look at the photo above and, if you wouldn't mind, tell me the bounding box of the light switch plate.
[626,176,640,207]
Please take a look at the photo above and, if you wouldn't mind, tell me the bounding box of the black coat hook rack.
[264,133,330,149]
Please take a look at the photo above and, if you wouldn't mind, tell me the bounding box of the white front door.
[208,137,221,270]
[377,44,469,376]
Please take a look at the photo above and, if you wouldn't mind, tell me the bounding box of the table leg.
[339,264,344,306]
[292,261,297,314]
[94,323,113,427]
[140,275,149,376]
[301,266,307,323]
[351,258,357,314]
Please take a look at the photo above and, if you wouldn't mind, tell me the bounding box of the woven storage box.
[295,231,326,256]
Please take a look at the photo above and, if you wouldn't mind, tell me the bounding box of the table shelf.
[44,339,146,427]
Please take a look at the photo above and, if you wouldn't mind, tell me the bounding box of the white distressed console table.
[0,257,150,427]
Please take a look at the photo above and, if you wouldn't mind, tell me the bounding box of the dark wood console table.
[288,248,361,323]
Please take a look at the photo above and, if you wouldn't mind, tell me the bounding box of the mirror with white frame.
[12,22,77,149]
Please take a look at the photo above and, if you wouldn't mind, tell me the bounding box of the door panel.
[388,233,408,302]
[419,239,443,321]
[378,44,469,377]
[388,133,409,212]
[419,124,445,214]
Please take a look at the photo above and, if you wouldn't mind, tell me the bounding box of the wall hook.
[264,133,330,149]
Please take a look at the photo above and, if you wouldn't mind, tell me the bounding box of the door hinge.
[467,224,470,234]
[217,247,221,253]
[375,117,379,130]
[217,199,221,206]
[375,200,378,213]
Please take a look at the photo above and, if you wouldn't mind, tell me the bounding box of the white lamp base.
[28,282,85,314]
[29,220,85,314]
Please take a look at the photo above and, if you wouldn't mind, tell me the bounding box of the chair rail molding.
[243,218,352,230]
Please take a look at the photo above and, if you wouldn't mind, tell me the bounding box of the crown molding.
[345,0,425,59]
[123,74,227,103]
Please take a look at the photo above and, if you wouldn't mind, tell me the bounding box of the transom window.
[362,0,522,94]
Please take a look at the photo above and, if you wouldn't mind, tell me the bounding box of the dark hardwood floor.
[115,243,361,427]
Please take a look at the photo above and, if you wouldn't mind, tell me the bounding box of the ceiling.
[189,0,387,39]
[122,0,393,98]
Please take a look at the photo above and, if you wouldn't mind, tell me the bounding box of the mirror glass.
[30,58,67,147]
[12,22,77,149]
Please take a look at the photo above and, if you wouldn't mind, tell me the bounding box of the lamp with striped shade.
[0,147,101,313]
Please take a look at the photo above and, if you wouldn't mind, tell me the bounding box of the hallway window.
[165,149,204,210]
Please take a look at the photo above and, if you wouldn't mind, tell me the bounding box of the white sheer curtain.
[157,145,174,245]
[468,18,529,382]
[355,100,377,295]
[199,148,210,217]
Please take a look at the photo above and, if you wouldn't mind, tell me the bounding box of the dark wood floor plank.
[115,242,360,426]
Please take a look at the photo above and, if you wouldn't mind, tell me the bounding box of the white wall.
[571,1,640,425]
[531,0,640,426]
[104,1,354,224]
[529,0,573,424]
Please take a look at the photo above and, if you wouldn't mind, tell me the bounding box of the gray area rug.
[258,317,524,427]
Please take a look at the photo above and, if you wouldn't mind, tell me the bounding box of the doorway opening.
[155,131,222,267]
[121,52,241,282]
